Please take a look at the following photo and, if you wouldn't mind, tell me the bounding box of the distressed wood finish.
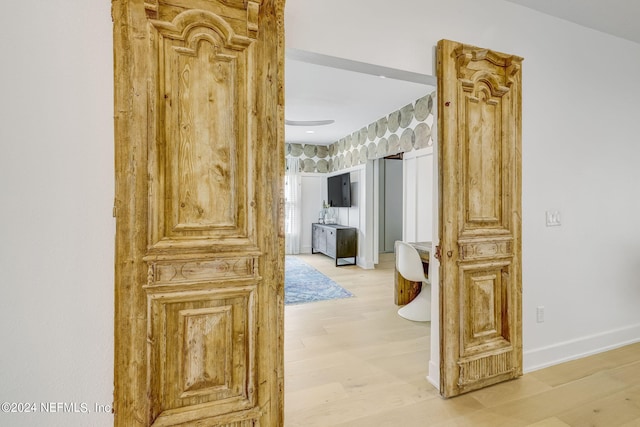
[437,39,523,397]
[113,0,285,425]
[394,272,421,306]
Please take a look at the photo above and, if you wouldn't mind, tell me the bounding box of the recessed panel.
[171,43,238,230]
[471,274,497,338]
[166,41,243,234]
[464,86,502,226]
[148,286,256,420]
[149,14,254,250]
[460,262,511,356]
[180,306,232,397]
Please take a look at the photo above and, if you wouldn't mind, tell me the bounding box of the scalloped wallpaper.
[285,91,435,173]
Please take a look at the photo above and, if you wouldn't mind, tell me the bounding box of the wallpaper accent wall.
[285,91,436,173]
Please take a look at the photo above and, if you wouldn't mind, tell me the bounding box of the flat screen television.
[327,172,351,207]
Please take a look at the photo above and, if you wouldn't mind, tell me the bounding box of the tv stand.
[311,223,357,266]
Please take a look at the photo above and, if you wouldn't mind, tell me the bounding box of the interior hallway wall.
[0,1,114,426]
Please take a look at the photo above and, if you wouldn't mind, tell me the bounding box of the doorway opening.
[378,156,403,254]
[282,50,440,421]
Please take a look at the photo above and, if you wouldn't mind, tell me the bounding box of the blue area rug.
[285,256,354,305]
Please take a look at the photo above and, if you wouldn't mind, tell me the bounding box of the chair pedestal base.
[398,285,430,322]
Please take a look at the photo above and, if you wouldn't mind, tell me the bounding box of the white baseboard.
[425,325,640,389]
[524,323,640,373]
[427,360,439,391]
[357,257,374,270]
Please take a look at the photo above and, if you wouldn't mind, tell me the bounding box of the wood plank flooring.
[284,253,640,426]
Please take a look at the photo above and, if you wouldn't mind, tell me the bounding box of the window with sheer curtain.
[284,158,301,255]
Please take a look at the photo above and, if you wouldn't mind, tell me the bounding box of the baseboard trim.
[427,360,439,391]
[357,258,375,270]
[524,323,640,373]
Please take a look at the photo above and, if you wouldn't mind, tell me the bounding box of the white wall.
[300,174,324,253]
[403,148,434,243]
[286,0,640,376]
[0,1,114,426]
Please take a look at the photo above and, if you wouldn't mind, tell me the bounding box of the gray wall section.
[383,158,403,253]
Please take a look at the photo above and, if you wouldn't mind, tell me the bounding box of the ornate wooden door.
[112,0,284,425]
[437,39,523,397]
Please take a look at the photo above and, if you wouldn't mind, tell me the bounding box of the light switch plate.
[546,210,561,226]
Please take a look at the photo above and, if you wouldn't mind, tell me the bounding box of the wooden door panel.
[148,287,257,425]
[113,0,284,425]
[149,9,255,250]
[150,256,257,286]
[460,261,512,353]
[464,97,502,225]
[437,39,523,397]
[459,55,514,235]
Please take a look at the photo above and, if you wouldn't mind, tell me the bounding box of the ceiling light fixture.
[285,119,335,126]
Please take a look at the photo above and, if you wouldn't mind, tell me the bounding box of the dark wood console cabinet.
[311,223,357,266]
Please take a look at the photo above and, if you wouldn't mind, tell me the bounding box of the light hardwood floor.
[284,253,640,426]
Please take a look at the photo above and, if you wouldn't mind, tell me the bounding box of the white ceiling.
[285,51,435,146]
[503,0,640,45]
[285,1,640,146]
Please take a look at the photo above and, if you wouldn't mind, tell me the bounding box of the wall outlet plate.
[546,210,561,226]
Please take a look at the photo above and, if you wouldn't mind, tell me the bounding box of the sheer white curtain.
[284,158,302,255]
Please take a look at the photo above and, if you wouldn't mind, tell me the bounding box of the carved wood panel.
[464,93,502,225]
[147,256,258,287]
[460,261,512,355]
[457,47,518,236]
[438,39,523,397]
[148,8,256,252]
[459,237,512,261]
[148,287,256,423]
[457,349,514,387]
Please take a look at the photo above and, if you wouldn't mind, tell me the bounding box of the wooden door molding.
[437,39,523,397]
[112,0,285,425]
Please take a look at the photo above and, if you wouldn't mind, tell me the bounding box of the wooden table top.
[409,241,431,257]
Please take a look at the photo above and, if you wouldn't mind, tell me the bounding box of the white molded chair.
[395,241,430,322]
